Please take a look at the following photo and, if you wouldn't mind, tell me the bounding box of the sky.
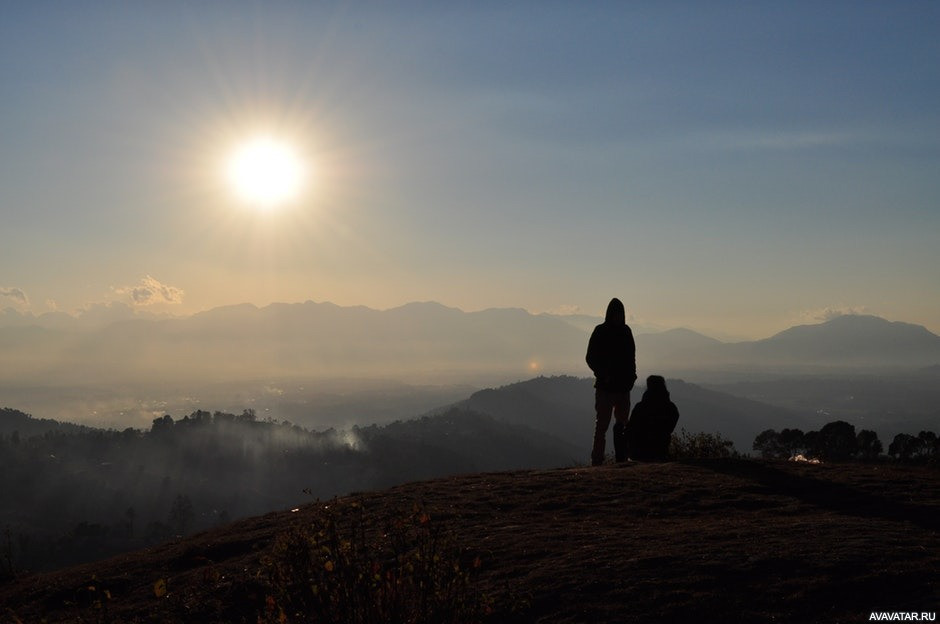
[1,1,939,340]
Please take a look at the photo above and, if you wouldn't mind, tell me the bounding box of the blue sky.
[1,1,938,339]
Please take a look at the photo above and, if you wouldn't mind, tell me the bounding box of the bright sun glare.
[225,136,306,209]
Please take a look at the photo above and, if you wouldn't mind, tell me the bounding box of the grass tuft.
[260,499,490,624]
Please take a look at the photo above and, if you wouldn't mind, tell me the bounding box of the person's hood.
[605,298,625,325]
[643,375,670,401]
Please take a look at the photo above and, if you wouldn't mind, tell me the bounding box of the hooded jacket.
[585,298,637,392]
[626,375,680,461]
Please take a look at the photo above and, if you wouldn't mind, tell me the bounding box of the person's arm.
[626,326,637,380]
[665,402,680,434]
[586,328,604,377]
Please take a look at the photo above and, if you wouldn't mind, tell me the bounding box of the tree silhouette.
[753,429,787,459]
[779,428,807,457]
[888,433,919,460]
[752,428,808,459]
[918,431,938,460]
[123,506,136,538]
[815,421,857,461]
[855,429,883,461]
[151,414,174,435]
[168,495,194,536]
[753,423,887,462]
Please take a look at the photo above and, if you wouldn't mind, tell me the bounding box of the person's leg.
[612,392,631,462]
[592,390,613,466]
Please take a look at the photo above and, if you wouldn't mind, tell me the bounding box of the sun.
[225,135,306,209]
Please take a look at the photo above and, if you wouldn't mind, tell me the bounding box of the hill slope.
[455,376,808,455]
[2,460,937,623]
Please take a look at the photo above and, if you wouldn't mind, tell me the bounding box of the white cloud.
[546,304,582,316]
[0,287,29,306]
[115,276,184,306]
[800,305,873,324]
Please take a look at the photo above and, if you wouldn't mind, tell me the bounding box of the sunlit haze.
[1,3,939,339]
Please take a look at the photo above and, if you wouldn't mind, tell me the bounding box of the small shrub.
[261,500,488,624]
[669,428,739,460]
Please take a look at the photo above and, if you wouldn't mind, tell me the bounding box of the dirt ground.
[2,459,938,623]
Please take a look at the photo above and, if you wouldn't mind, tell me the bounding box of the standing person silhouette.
[585,298,637,465]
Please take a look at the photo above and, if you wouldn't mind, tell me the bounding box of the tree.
[779,428,807,457]
[816,421,857,461]
[168,495,194,536]
[803,430,821,458]
[855,430,883,461]
[753,429,786,459]
[888,433,919,461]
[151,414,174,435]
[754,428,811,459]
[917,431,938,460]
[123,506,136,538]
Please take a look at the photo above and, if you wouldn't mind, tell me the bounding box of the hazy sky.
[2,2,938,339]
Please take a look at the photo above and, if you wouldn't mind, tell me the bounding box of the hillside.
[0,407,90,438]
[2,460,937,623]
[455,376,807,454]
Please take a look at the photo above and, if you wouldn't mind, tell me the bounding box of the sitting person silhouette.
[625,375,680,461]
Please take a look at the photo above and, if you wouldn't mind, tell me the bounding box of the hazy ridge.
[3,302,939,386]
[3,301,939,430]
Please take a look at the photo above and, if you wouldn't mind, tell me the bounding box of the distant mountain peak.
[767,314,938,341]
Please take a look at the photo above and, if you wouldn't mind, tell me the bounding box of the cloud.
[546,304,581,316]
[116,276,184,306]
[0,287,29,306]
[800,305,872,324]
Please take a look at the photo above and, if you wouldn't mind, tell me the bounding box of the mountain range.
[0,301,586,385]
[2,302,939,389]
[640,314,940,373]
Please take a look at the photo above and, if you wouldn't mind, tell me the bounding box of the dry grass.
[2,459,938,623]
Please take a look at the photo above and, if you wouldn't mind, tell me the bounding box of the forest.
[0,405,571,574]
